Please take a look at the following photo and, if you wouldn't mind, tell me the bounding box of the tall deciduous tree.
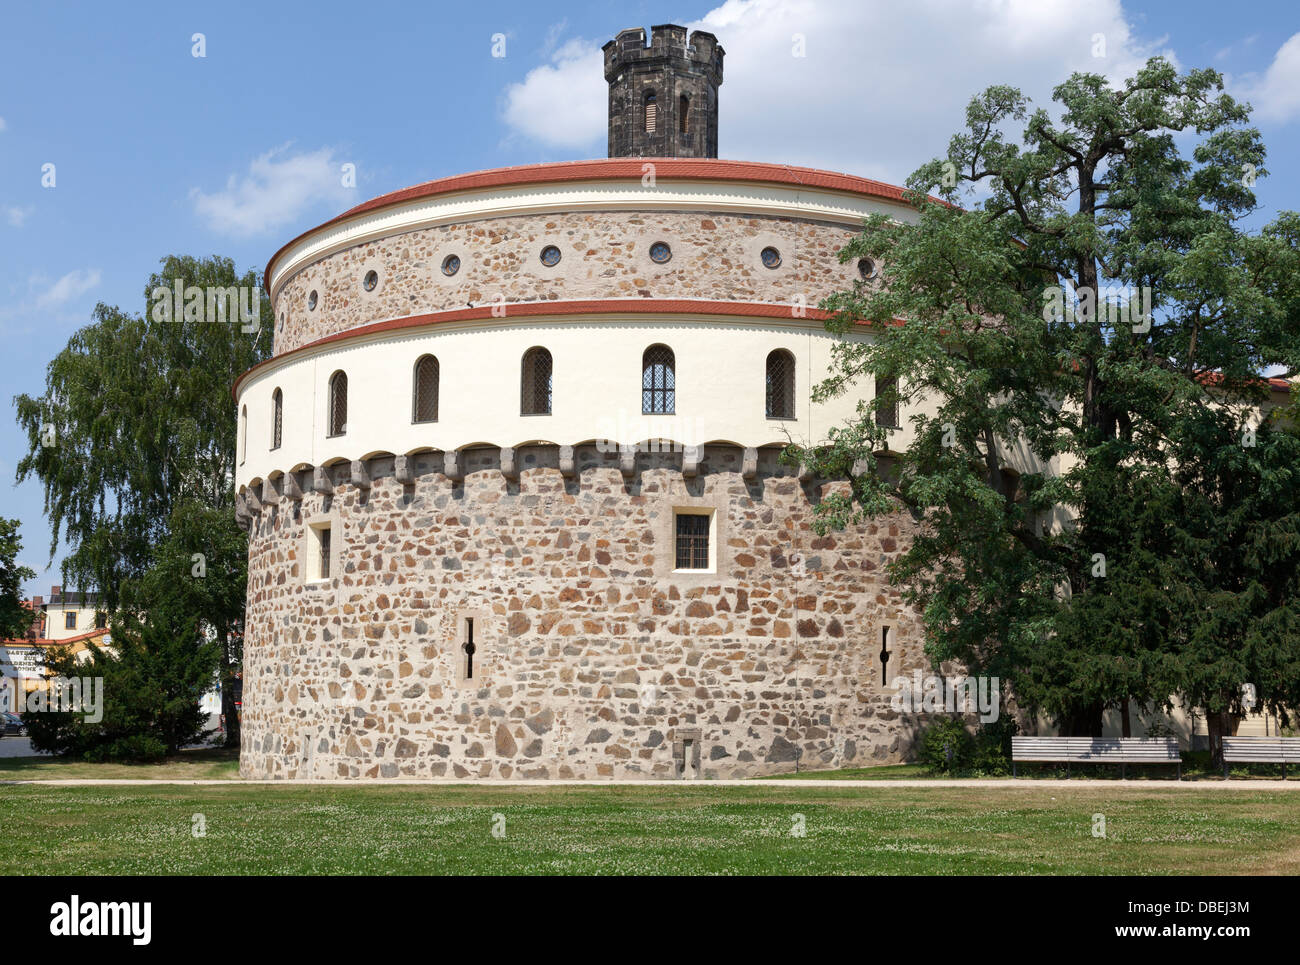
[13,254,272,747]
[0,519,36,641]
[800,59,1300,743]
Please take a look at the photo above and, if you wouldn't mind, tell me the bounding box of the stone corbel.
[681,444,702,478]
[851,458,871,477]
[742,447,758,480]
[262,477,278,506]
[443,450,463,482]
[350,460,371,491]
[283,471,303,502]
[619,446,637,480]
[500,447,517,481]
[394,455,415,487]
[558,445,576,478]
[245,487,262,515]
[312,466,334,495]
[798,461,814,482]
[234,494,250,531]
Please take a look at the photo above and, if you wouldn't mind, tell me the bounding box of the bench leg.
[1177,761,1181,781]
[1223,760,1229,780]
[1284,763,1288,781]
[1012,761,1017,778]
[1066,761,1070,779]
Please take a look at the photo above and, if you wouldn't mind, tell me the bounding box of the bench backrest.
[1012,736,1180,762]
[1222,736,1300,763]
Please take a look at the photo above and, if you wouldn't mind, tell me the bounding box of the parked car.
[1,712,27,737]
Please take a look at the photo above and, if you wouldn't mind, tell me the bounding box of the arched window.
[642,344,675,415]
[271,388,282,449]
[328,370,348,437]
[412,355,439,423]
[521,347,552,416]
[679,94,690,134]
[875,372,899,429]
[644,91,657,133]
[765,349,795,419]
[239,405,247,464]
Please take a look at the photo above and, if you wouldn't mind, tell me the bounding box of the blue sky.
[2,0,1298,596]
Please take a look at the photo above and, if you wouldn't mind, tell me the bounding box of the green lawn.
[3,782,1298,874]
[0,746,240,781]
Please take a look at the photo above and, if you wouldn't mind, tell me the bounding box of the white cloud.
[1236,32,1300,123]
[34,269,101,309]
[500,0,1172,183]
[4,205,33,227]
[502,39,607,151]
[190,145,357,237]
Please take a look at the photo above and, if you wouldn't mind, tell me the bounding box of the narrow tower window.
[521,347,553,415]
[412,355,439,423]
[879,626,893,687]
[328,371,348,437]
[765,349,795,419]
[644,91,657,133]
[318,526,331,580]
[679,94,689,134]
[642,344,675,415]
[271,388,283,450]
[875,373,899,429]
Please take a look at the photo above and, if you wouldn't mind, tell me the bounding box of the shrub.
[917,717,975,773]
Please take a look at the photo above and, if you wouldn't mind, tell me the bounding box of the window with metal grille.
[679,95,689,133]
[642,344,675,414]
[765,349,795,419]
[271,388,282,449]
[675,512,710,570]
[319,526,331,580]
[875,374,899,429]
[412,355,439,423]
[521,347,552,415]
[644,91,657,133]
[328,371,348,436]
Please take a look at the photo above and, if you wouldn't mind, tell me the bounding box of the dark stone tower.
[604,25,724,158]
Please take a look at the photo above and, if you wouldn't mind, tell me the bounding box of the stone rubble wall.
[273,211,863,354]
[240,445,928,780]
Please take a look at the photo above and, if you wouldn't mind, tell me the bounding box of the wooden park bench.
[1011,736,1182,779]
[1222,736,1300,779]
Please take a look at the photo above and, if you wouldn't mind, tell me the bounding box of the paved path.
[7,777,1300,789]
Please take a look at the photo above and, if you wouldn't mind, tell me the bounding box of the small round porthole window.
[649,241,672,264]
[760,246,782,269]
[363,269,379,291]
[307,290,318,310]
[540,245,562,267]
[857,258,877,280]
[441,254,461,277]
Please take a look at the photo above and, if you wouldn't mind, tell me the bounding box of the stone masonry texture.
[272,212,864,354]
[239,446,928,780]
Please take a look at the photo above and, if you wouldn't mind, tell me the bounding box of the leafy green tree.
[799,59,1300,737]
[13,254,271,747]
[0,518,36,641]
